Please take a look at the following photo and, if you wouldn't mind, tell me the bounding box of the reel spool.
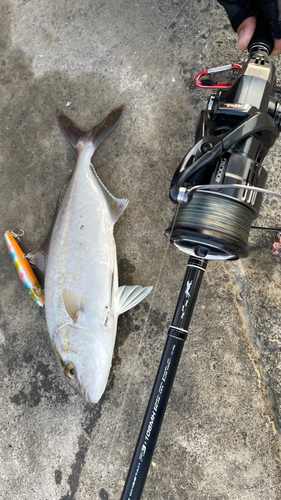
[166,153,267,260]
[167,48,281,261]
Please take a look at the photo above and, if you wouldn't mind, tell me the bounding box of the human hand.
[237,16,281,56]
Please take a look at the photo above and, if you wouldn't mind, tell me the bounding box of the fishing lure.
[4,231,44,307]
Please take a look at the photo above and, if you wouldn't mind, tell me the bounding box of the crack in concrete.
[225,261,281,440]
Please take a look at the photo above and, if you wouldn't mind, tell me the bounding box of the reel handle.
[248,13,274,54]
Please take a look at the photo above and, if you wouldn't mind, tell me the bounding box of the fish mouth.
[65,370,102,404]
[79,373,103,404]
[65,374,90,402]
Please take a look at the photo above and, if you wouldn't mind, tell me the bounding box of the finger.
[237,16,257,51]
[271,39,281,56]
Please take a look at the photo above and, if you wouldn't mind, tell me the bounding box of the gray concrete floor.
[1,0,281,499]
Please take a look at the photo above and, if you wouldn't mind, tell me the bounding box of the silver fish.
[28,106,152,403]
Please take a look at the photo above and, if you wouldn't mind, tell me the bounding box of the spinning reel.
[167,46,281,260]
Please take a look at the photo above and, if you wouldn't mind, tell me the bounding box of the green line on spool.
[174,192,254,249]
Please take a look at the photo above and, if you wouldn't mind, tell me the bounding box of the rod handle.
[248,13,274,54]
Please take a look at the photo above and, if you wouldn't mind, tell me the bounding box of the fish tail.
[56,105,125,153]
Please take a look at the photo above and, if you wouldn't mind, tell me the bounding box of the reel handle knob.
[248,13,274,55]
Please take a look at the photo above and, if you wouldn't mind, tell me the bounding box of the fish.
[4,230,44,307]
[25,105,152,404]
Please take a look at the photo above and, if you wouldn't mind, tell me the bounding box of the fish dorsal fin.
[91,164,129,225]
[57,105,125,153]
[117,285,153,316]
[63,289,84,323]
[57,177,71,211]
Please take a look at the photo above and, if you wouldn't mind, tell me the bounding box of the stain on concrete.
[99,488,109,500]
[10,358,70,407]
[225,262,281,439]
[60,435,89,500]
[60,405,102,499]
[147,308,169,334]
[118,257,136,284]
[55,469,63,485]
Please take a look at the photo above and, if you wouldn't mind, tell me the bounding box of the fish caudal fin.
[117,285,153,316]
[57,105,125,153]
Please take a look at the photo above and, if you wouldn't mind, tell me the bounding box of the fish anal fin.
[63,289,84,323]
[117,285,153,316]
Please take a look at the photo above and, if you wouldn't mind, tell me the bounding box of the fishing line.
[251,226,281,231]
[97,0,191,472]
[175,192,253,245]
[109,0,191,115]
[168,184,281,260]
[99,234,173,492]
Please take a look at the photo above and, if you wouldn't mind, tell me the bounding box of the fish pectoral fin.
[63,289,84,323]
[91,164,129,226]
[117,285,153,316]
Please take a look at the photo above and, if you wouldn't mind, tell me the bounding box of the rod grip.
[248,13,274,54]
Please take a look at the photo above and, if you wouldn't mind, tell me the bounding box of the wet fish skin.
[36,106,152,403]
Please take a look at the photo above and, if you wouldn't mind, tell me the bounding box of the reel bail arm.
[168,45,281,261]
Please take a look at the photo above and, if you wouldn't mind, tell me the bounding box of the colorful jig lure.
[4,231,44,307]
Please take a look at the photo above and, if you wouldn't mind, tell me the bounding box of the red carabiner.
[195,64,242,89]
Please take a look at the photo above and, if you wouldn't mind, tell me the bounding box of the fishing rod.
[120,17,281,500]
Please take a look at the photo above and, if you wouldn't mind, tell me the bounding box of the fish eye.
[65,363,76,378]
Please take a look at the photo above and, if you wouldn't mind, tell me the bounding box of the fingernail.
[238,30,245,50]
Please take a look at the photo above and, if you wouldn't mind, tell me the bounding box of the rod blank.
[120,257,207,500]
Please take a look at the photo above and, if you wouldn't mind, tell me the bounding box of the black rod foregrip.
[120,258,207,500]
[248,13,274,54]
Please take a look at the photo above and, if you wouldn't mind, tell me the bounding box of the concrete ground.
[1,0,281,499]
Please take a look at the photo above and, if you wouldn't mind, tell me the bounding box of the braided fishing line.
[169,184,281,259]
[175,192,253,248]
